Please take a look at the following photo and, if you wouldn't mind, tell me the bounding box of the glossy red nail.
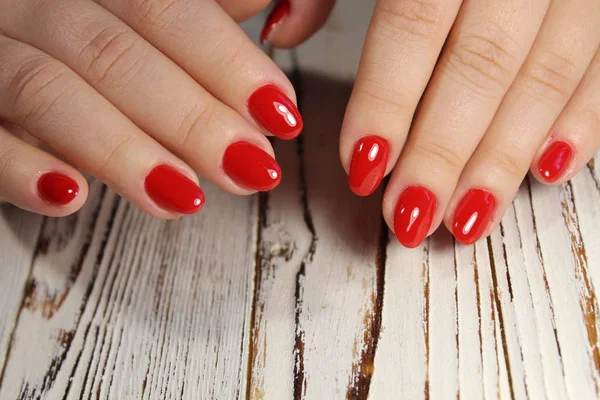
[348,136,390,196]
[260,0,290,44]
[248,85,303,140]
[394,186,437,248]
[538,141,573,183]
[145,165,204,214]
[37,172,79,205]
[452,189,496,245]
[223,141,281,191]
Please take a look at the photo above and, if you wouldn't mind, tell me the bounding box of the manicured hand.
[265,0,600,246]
[0,0,302,217]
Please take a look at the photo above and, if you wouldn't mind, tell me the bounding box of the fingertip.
[261,0,337,48]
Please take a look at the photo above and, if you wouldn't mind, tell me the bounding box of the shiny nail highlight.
[145,165,204,214]
[248,85,302,140]
[394,186,437,248]
[348,136,389,196]
[260,0,290,44]
[37,172,79,205]
[452,189,496,245]
[223,141,281,191]
[538,141,572,183]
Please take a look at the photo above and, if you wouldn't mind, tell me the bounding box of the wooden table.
[1,4,600,399]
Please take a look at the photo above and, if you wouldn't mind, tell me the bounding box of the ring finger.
[0,36,204,218]
[446,0,600,244]
[0,0,288,194]
[382,0,549,247]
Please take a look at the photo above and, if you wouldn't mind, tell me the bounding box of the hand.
[0,0,302,217]
[276,0,599,247]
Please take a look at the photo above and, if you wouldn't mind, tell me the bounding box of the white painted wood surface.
[0,2,599,399]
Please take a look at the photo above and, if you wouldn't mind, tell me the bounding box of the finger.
[259,0,337,48]
[0,124,87,216]
[0,36,204,218]
[1,0,285,191]
[379,0,549,247]
[533,49,600,184]
[93,0,303,139]
[216,0,271,23]
[444,0,600,245]
[340,0,466,198]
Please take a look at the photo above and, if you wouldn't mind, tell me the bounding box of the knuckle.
[205,40,249,81]
[444,27,517,97]
[176,101,217,149]
[0,143,22,186]
[375,0,442,42]
[9,57,71,123]
[93,135,134,177]
[130,0,185,27]
[357,78,413,116]
[523,50,577,103]
[412,139,466,172]
[487,149,526,179]
[79,26,146,88]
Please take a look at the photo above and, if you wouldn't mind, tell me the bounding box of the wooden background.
[1,2,600,399]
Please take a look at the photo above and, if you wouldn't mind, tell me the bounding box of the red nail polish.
[538,141,572,183]
[452,189,496,245]
[223,141,281,191]
[248,85,303,140]
[348,136,390,196]
[394,186,437,248]
[145,165,204,214]
[37,172,79,205]
[260,0,290,44]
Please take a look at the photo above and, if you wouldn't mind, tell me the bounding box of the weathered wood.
[0,206,44,377]
[0,3,599,399]
[247,68,386,399]
[0,180,257,399]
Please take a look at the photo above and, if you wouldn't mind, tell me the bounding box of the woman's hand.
[266,0,600,247]
[0,0,302,217]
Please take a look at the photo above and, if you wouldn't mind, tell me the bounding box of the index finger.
[340,0,462,196]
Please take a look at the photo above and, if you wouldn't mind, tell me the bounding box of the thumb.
[260,0,337,48]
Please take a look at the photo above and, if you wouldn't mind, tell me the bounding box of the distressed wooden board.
[0,2,600,400]
[0,181,257,399]
[0,207,43,375]
[247,72,385,399]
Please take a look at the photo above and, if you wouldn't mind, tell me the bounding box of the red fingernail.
[538,141,573,183]
[452,189,496,245]
[223,141,281,191]
[37,172,79,205]
[348,136,390,196]
[145,165,204,214]
[260,0,290,44]
[248,85,303,140]
[394,186,437,248]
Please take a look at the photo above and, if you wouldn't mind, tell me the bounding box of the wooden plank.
[0,206,44,375]
[247,63,386,398]
[0,179,257,399]
[528,172,600,399]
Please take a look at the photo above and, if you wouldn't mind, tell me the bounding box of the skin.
[0,0,598,246]
[264,0,600,245]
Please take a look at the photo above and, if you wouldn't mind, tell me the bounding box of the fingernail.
[538,141,573,183]
[37,172,79,205]
[260,0,290,44]
[348,136,390,196]
[394,186,437,248]
[223,141,281,191]
[145,165,204,214]
[248,85,302,140]
[452,189,496,245]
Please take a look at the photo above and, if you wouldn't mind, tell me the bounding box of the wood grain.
[0,181,257,399]
[0,3,599,399]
